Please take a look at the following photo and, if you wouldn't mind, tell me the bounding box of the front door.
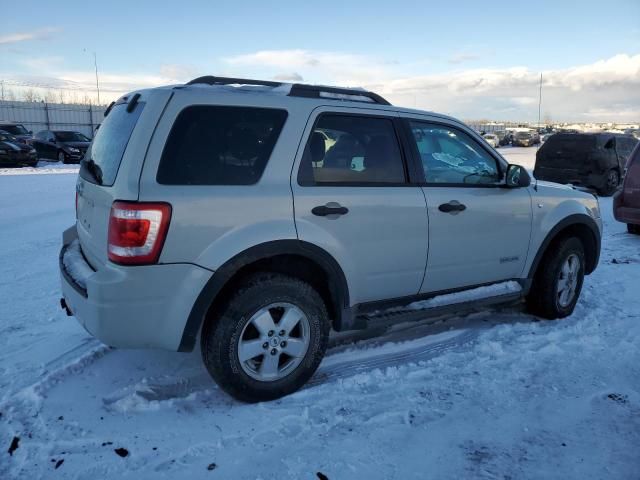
[292,109,429,305]
[405,119,532,293]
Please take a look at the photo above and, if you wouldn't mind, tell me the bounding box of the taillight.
[107,201,172,265]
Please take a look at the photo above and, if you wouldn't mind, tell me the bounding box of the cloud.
[0,27,60,45]
[3,49,639,121]
[159,64,199,82]
[448,52,480,64]
[272,72,304,82]
[223,49,391,85]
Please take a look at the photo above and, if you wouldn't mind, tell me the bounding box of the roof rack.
[185,76,391,105]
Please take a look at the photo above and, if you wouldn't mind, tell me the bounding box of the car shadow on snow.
[93,304,538,409]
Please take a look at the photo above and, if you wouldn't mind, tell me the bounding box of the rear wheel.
[599,169,619,196]
[526,237,585,319]
[628,224,640,235]
[201,273,330,402]
[57,150,67,164]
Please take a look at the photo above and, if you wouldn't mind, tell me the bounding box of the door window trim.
[400,118,509,188]
[297,112,417,187]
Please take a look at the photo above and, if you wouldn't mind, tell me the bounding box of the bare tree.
[23,89,39,102]
[58,89,67,104]
[44,89,57,103]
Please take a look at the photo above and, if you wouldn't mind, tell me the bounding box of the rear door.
[292,108,429,305]
[403,117,532,293]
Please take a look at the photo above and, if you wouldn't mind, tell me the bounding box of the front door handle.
[312,203,349,217]
[438,201,466,214]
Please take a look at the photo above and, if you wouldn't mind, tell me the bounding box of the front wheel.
[526,237,585,319]
[201,273,330,402]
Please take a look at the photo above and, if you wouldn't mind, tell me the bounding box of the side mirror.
[505,164,531,188]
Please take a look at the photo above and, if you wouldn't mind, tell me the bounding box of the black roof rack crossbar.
[185,76,391,105]
[288,83,391,105]
[186,76,283,88]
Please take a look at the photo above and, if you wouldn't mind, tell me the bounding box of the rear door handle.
[312,203,349,217]
[438,201,466,214]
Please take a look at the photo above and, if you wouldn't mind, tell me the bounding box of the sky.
[1,0,639,122]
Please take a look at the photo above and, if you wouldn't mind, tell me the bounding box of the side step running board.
[358,292,525,328]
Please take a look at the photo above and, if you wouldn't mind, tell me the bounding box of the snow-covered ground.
[1,148,639,479]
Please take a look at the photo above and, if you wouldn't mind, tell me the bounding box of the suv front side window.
[409,122,501,185]
[298,114,406,185]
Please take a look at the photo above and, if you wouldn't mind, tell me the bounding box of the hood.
[61,141,91,149]
[0,141,24,152]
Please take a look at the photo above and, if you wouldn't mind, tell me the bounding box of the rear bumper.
[59,226,212,351]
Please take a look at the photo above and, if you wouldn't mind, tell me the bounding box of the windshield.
[81,101,144,186]
[1,125,28,135]
[515,132,532,139]
[55,131,90,142]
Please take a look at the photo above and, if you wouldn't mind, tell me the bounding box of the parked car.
[0,122,32,144]
[513,131,537,147]
[0,130,38,167]
[613,134,638,168]
[497,130,512,146]
[59,76,602,402]
[535,133,629,196]
[613,142,640,234]
[32,130,91,163]
[483,133,499,148]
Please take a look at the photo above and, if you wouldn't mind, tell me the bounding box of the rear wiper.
[82,158,103,185]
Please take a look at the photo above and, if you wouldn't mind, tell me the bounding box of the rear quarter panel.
[138,90,312,269]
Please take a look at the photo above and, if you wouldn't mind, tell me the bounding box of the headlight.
[0,149,6,154]
[69,147,80,153]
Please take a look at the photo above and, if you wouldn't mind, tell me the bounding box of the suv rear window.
[157,106,288,185]
[82,102,144,186]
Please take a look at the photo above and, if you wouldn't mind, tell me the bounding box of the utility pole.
[1,80,4,101]
[538,73,543,128]
[94,52,101,105]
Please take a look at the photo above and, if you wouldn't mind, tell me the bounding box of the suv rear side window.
[157,106,287,185]
[298,114,406,185]
[82,102,144,186]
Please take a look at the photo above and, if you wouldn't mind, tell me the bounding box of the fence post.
[89,103,94,136]
[44,102,51,130]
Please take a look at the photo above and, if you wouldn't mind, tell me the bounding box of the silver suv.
[60,76,602,402]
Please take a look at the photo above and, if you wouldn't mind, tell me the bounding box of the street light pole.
[93,52,101,105]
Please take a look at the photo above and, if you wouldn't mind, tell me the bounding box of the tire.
[201,273,330,402]
[526,236,585,319]
[58,150,67,164]
[599,169,619,196]
[628,224,640,235]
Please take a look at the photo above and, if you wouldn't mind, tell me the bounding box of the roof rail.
[186,76,282,88]
[185,76,391,105]
[288,83,391,105]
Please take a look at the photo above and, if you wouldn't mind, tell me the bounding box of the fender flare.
[178,240,350,352]
[526,213,601,281]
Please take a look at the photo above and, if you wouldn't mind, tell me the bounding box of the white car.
[483,133,499,148]
[60,76,603,402]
